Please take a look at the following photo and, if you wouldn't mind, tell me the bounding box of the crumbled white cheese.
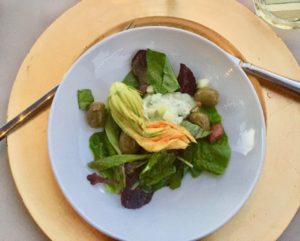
[143,92,196,124]
[146,85,154,94]
[197,78,210,89]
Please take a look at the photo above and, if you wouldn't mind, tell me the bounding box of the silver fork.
[0,22,136,141]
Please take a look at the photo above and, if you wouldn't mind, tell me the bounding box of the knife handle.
[241,63,300,94]
[0,85,58,141]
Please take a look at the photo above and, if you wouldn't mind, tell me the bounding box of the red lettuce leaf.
[177,63,197,96]
[121,187,153,209]
[131,49,148,85]
[87,173,114,185]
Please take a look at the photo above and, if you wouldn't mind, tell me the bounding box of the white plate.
[48,26,266,241]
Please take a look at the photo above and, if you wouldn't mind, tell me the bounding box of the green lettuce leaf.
[100,166,125,193]
[104,112,121,154]
[89,154,152,171]
[139,151,176,191]
[183,134,231,175]
[198,106,222,124]
[103,134,117,156]
[88,131,123,193]
[181,120,210,139]
[89,132,110,160]
[123,70,139,89]
[77,89,94,110]
[146,49,179,94]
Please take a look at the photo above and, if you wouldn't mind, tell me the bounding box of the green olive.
[188,112,210,131]
[194,88,219,107]
[119,132,140,154]
[86,102,106,128]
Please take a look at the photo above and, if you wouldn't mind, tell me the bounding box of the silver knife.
[0,85,58,141]
[1,43,300,141]
[227,53,300,94]
[0,22,136,142]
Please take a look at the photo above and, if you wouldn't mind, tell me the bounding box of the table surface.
[0,1,299,241]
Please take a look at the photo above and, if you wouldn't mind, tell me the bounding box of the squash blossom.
[107,82,196,152]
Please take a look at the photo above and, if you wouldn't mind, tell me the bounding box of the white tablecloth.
[0,1,299,240]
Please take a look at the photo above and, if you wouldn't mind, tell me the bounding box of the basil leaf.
[198,106,222,124]
[181,120,210,139]
[139,151,176,191]
[146,49,179,94]
[183,134,231,175]
[123,71,139,89]
[77,89,94,110]
[104,112,121,154]
[89,154,152,170]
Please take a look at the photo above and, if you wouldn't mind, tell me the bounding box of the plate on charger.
[48,26,265,241]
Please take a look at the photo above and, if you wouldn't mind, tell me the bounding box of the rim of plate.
[48,26,266,241]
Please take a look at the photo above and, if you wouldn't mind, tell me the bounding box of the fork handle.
[241,63,300,94]
[0,85,58,141]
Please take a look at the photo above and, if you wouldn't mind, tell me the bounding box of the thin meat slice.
[138,83,148,94]
[209,124,224,143]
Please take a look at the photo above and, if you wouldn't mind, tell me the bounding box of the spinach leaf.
[89,154,152,171]
[123,71,139,89]
[181,143,203,177]
[190,167,203,178]
[162,59,179,92]
[104,112,121,154]
[181,120,210,139]
[183,134,230,175]
[168,163,184,190]
[146,49,179,94]
[198,106,222,124]
[139,151,176,191]
[77,89,94,110]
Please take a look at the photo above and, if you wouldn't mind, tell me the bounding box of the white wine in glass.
[254,0,300,29]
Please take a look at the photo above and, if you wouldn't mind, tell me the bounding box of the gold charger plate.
[7,1,300,241]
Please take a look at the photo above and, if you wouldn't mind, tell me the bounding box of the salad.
[77,49,231,209]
